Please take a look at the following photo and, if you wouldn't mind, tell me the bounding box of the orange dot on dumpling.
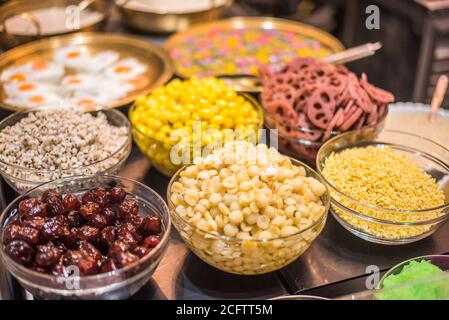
[31,60,48,71]
[19,84,35,91]
[127,75,149,90]
[29,95,45,104]
[8,73,27,83]
[67,51,82,59]
[115,66,132,74]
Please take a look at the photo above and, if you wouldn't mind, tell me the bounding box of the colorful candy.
[168,27,334,78]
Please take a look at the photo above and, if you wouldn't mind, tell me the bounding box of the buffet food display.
[0,11,448,301]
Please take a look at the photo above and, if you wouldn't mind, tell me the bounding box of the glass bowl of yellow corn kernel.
[167,141,330,275]
[129,78,264,176]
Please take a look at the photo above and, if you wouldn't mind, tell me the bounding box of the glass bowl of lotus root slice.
[261,57,394,166]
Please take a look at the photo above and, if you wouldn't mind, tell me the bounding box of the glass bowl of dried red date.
[260,57,394,166]
[0,175,170,300]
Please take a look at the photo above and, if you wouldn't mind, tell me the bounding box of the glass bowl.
[0,109,132,194]
[381,255,449,284]
[316,129,449,245]
[0,175,171,300]
[130,93,264,177]
[167,158,330,275]
[264,109,387,167]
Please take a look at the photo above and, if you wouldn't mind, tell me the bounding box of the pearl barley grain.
[0,110,128,190]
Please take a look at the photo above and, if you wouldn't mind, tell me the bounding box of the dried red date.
[143,215,162,235]
[3,224,40,246]
[6,240,35,266]
[63,194,81,212]
[35,242,62,268]
[126,214,144,231]
[82,188,109,207]
[42,191,65,216]
[118,199,139,220]
[41,216,69,242]
[101,207,116,226]
[18,198,47,219]
[77,241,102,262]
[100,226,117,247]
[142,235,161,248]
[78,225,100,244]
[112,251,139,268]
[67,211,83,228]
[21,216,45,232]
[79,203,100,221]
[108,240,130,256]
[88,214,108,229]
[132,246,150,258]
[108,187,126,204]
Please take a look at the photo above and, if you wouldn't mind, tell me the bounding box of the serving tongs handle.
[220,42,383,92]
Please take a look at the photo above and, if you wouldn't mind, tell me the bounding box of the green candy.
[377,260,449,300]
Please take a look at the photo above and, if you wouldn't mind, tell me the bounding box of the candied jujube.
[63,194,81,212]
[78,225,100,244]
[3,224,40,246]
[6,240,35,266]
[100,226,117,247]
[82,188,109,207]
[142,235,161,248]
[42,191,65,216]
[108,187,126,204]
[88,214,108,229]
[79,203,100,221]
[143,215,162,235]
[112,251,139,268]
[41,216,69,242]
[101,258,118,273]
[101,207,116,226]
[67,211,83,228]
[18,198,47,219]
[118,199,139,220]
[132,246,150,258]
[35,242,62,268]
[21,216,45,232]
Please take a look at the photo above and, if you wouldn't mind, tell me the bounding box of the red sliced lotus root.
[305,89,336,130]
[258,66,273,85]
[295,113,322,141]
[265,100,298,127]
[339,107,363,131]
[323,108,344,141]
[293,86,315,112]
[378,103,388,119]
[367,103,378,125]
[360,73,395,105]
[348,81,373,114]
[354,113,367,129]
[287,57,317,74]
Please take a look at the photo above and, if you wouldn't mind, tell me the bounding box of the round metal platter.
[0,32,174,112]
[165,17,344,92]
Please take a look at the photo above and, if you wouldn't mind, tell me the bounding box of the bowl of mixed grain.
[0,108,131,193]
[316,129,449,245]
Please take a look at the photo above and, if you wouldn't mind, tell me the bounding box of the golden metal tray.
[115,0,233,34]
[0,32,174,112]
[0,0,109,50]
[165,17,344,91]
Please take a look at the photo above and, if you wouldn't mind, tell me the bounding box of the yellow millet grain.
[322,146,446,240]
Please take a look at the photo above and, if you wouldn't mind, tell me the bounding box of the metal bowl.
[115,0,232,34]
[0,0,109,50]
